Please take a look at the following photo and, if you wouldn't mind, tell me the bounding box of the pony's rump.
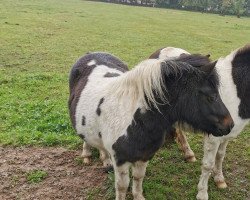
[68,52,128,128]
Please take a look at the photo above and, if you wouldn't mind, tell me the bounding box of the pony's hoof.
[216,181,227,189]
[133,194,145,200]
[103,158,112,167]
[83,157,91,164]
[186,156,197,162]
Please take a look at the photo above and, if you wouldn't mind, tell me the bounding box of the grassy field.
[0,0,249,199]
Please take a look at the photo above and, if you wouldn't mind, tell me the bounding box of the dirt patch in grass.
[0,146,107,200]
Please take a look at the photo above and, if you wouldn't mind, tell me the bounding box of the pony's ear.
[200,61,217,74]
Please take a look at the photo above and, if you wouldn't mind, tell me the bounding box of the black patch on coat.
[112,108,168,166]
[68,52,128,129]
[104,72,120,77]
[96,98,104,116]
[82,116,86,126]
[232,45,250,119]
[98,132,102,138]
[175,54,212,68]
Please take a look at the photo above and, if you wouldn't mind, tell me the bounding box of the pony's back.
[69,52,128,93]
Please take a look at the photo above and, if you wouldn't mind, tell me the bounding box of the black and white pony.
[149,45,250,200]
[68,52,234,200]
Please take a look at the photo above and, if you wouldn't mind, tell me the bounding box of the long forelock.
[173,54,220,90]
[173,54,211,68]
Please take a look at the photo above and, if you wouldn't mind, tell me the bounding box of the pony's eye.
[207,96,214,103]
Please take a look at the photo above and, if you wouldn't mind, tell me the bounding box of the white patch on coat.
[75,65,124,145]
[87,60,96,66]
[159,47,190,59]
[214,50,250,141]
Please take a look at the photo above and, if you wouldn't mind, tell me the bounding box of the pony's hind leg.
[213,140,229,189]
[113,162,130,200]
[132,161,148,200]
[81,142,92,164]
[176,128,196,162]
[99,149,112,167]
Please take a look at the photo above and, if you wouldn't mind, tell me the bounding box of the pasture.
[0,0,249,199]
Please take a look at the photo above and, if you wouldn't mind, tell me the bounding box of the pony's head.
[159,55,234,137]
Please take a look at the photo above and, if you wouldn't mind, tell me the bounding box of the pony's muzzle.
[217,115,234,136]
[222,115,234,131]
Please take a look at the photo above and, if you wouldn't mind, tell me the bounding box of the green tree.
[233,0,246,17]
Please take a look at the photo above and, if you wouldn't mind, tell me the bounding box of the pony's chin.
[208,128,230,137]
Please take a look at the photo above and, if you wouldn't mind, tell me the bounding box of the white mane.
[109,58,182,110]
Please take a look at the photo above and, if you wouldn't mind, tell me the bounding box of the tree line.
[104,0,250,17]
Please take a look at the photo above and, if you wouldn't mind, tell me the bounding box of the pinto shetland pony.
[68,52,234,200]
[149,45,250,200]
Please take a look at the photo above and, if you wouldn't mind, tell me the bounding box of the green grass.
[26,170,48,184]
[0,0,249,199]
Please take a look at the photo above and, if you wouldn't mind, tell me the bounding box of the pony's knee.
[202,160,215,171]
[116,174,129,194]
[117,183,128,193]
[132,169,145,180]
[115,165,130,191]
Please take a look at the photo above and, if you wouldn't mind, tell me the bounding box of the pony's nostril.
[225,122,234,134]
[230,122,235,130]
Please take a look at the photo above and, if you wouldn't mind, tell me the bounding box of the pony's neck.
[215,51,239,120]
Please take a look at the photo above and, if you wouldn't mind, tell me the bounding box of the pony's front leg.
[132,161,148,200]
[114,162,130,200]
[196,135,220,200]
[81,142,92,164]
[213,140,229,189]
[99,149,112,167]
[176,128,196,162]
